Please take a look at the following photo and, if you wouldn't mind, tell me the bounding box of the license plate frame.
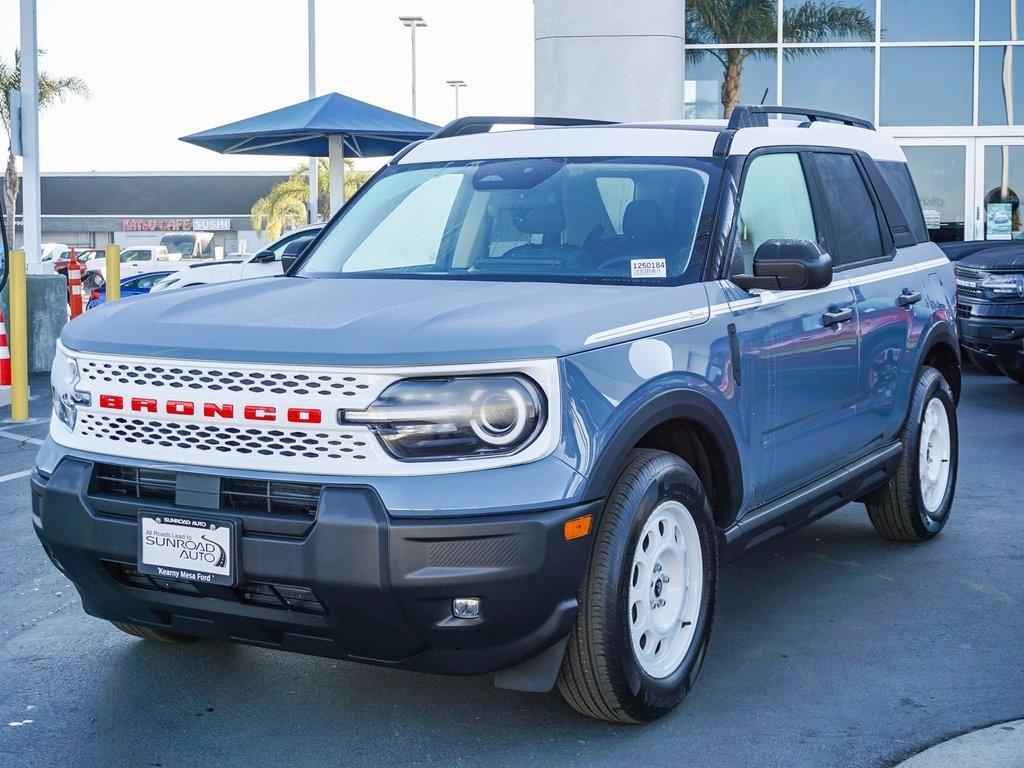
[137,511,239,587]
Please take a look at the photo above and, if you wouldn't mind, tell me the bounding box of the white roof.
[398,118,906,165]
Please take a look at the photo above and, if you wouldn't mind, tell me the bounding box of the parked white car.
[150,225,321,292]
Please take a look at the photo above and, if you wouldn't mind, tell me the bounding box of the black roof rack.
[429,115,616,140]
[727,105,875,131]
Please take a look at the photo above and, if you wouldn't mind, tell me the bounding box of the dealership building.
[537,0,1024,242]
[14,172,287,255]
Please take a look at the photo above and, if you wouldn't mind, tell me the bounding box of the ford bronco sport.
[35,106,961,724]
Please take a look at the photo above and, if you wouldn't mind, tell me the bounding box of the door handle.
[822,306,853,327]
[898,289,922,307]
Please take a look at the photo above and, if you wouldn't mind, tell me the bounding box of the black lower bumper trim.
[33,458,599,675]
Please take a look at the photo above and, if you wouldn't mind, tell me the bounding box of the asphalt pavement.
[1,370,1022,768]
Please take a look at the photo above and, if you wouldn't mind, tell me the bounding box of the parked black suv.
[955,243,1024,383]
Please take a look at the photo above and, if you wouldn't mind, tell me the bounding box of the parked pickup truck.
[36,107,961,723]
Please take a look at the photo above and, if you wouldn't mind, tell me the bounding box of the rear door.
[725,150,860,503]
[808,151,922,448]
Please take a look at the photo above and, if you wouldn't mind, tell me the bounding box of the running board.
[722,443,903,563]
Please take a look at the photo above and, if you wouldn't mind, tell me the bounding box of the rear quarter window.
[878,161,929,244]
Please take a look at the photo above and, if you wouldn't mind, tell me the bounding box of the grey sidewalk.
[897,720,1024,767]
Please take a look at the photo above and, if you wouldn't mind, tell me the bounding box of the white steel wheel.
[627,500,704,679]
[918,397,952,515]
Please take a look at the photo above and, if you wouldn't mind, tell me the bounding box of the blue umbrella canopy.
[180,92,438,158]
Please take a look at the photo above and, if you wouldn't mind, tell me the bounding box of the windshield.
[298,157,720,285]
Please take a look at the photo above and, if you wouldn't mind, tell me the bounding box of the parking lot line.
[1,416,50,428]
[0,469,31,484]
[0,430,44,446]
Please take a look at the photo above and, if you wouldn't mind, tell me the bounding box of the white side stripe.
[585,256,949,346]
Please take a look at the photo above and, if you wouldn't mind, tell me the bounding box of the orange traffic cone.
[68,247,84,319]
[0,310,10,390]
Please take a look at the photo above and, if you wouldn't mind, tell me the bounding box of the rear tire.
[865,366,958,541]
[111,621,198,643]
[557,449,717,723]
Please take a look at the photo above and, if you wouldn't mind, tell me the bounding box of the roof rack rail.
[429,115,616,140]
[727,105,875,131]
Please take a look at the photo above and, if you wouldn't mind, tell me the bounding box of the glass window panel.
[685,49,777,119]
[737,153,817,271]
[880,47,973,126]
[979,45,1024,124]
[878,161,929,243]
[782,47,874,122]
[980,0,1024,40]
[811,153,884,265]
[901,145,966,242]
[981,144,1024,239]
[881,0,974,41]
[782,0,875,42]
[686,1,778,44]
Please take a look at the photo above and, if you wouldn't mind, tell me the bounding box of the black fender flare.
[916,317,962,401]
[581,387,744,526]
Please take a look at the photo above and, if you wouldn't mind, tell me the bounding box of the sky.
[0,0,534,173]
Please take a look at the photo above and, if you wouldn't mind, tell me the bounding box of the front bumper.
[32,457,598,676]
[957,310,1024,371]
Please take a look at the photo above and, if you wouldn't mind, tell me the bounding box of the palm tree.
[250,158,371,241]
[0,49,89,244]
[686,0,875,117]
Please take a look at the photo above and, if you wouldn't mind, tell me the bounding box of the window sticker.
[630,258,667,279]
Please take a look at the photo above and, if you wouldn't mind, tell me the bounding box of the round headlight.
[343,375,546,460]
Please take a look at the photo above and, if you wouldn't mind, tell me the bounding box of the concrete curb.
[896,720,1024,767]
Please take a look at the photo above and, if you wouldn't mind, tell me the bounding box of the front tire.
[967,350,1002,376]
[997,365,1024,385]
[557,449,717,723]
[865,366,958,541]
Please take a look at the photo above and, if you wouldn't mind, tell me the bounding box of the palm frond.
[782,1,875,44]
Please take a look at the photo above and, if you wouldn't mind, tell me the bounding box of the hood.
[61,276,710,366]
[961,244,1024,271]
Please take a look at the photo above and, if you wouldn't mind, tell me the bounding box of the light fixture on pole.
[446,80,468,118]
[399,16,427,117]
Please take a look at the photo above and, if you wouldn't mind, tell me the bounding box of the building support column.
[534,0,685,122]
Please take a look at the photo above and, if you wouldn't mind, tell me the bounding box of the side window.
[812,153,885,267]
[736,153,817,273]
[878,161,928,244]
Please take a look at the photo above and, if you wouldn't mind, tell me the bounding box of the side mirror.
[250,250,275,264]
[280,237,313,273]
[0,195,8,292]
[734,239,833,291]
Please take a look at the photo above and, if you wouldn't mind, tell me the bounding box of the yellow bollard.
[104,244,121,302]
[8,249,29,421]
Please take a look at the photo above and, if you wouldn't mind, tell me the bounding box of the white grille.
[78,359,380,399]
[78,413,372,461]
[52,347,562,477]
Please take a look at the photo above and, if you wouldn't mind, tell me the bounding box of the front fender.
[569,372,744,524]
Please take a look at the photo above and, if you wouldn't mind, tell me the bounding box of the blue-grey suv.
[36,107,960,723]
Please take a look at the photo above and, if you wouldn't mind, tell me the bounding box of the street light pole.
[18,0,40,267]
[446,80,467,118]
[399,16,427,117]
[307,0,318,224]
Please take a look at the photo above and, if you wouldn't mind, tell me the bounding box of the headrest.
[623,200,668,240]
